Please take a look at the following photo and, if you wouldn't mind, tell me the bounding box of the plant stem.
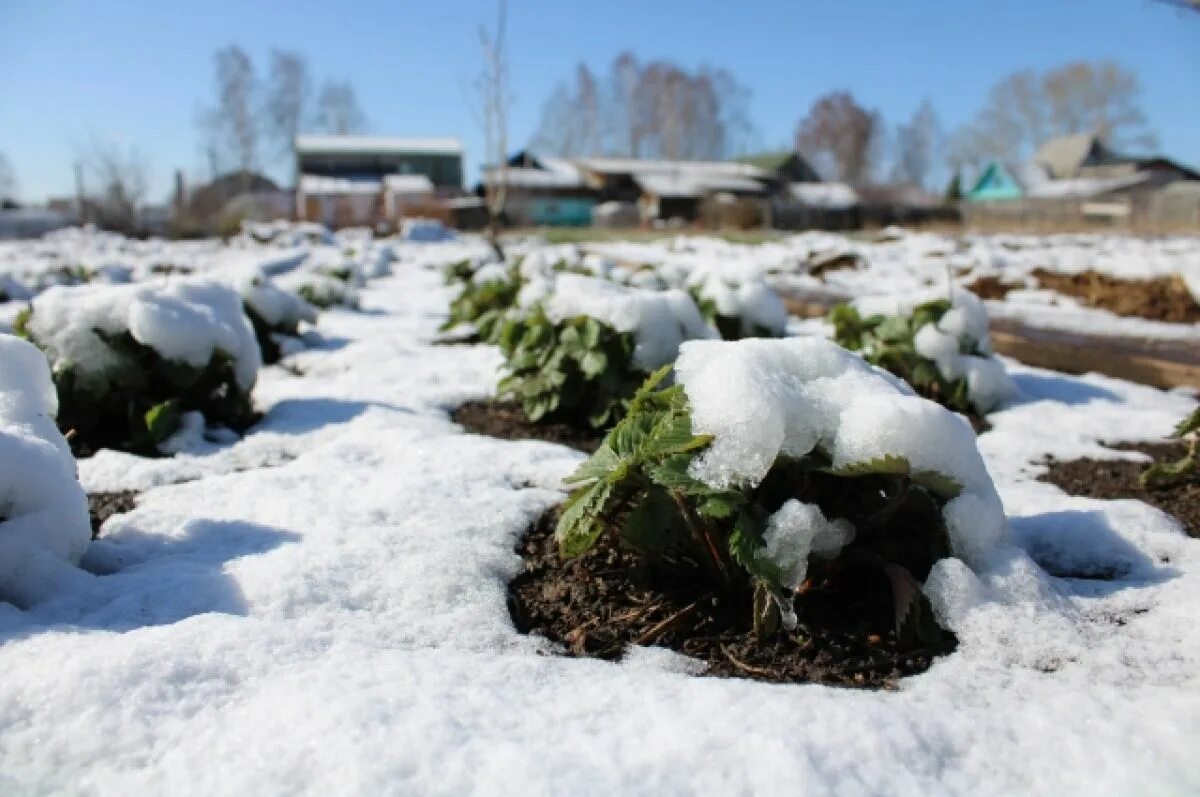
[671,491,733,594]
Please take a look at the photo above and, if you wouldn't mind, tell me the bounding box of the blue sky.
[1,0,1197,202]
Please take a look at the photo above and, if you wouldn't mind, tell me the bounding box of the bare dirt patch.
[1039,441,1199,537]
[508,509,956,689]
[88,491,139,539]
[452,401,602,453]
[1031,269,1200,324]
[965,275,1020,300]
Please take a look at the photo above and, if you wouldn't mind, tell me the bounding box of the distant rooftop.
[295,135,464,156]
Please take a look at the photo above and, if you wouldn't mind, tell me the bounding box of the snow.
[675,336,1010,572]
[233,268,319,329]
[759,500,856,590]
[684,260,789,337]
[542,274,716,369]
[0,334,90,607]
[857,287,1015,412]
[1,230,1199,794]
[26,279,261,391]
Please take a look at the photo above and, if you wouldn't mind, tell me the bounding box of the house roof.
[483,166,586,189]
[1034,133,1104,179]
[575,156,770,181]
[787,182,860,209]
[295,135,463,156]
[735,151,796,172]
[1026,171,1152,199]
[633,171,766,197]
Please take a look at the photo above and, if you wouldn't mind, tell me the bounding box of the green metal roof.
[734,151,796,172]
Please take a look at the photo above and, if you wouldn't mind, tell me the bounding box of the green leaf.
[143,399,182,444]
[555,481,614,558]
[827,454,911,478]
[910,470,964,500]
[563,444,621,485]
[1174,407,1200,438]
[580,350,607,378]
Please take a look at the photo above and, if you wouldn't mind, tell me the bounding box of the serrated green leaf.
[555,481,614,558]
[910,469,964,500]
[827,454,912,478]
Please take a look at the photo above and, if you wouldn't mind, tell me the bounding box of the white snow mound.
[0,335,90,606]
[543,274,716,370]
[232,268,319,329]
[675,336,1010,570]
[26,280,262,391]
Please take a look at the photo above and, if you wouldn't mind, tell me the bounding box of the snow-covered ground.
[1,228,1199,794]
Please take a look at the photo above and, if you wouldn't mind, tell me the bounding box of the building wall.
[298,152,463,189]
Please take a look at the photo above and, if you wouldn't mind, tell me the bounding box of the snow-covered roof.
[295,135,463,156]
[383,174,435,194]
[576,156,771,181]
[1026,171,1152,200]
[535,156,585,180]
[484,167,586,189]
[634,172,766,197]
[299,175,381,195]
[788,182,860,209]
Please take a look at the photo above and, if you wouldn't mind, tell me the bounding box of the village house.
[294,135,464,228]
[964,133,1200,231]
[479,149,863,230]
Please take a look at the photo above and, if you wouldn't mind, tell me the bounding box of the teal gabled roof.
[967,161,1025,202]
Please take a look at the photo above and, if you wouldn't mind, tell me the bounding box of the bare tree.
[954,60,1156,166]
[0,153,16,206]
[473,0,511,254]
[893,99,941,189]
[81,138,150,234]
[195,107,225,179]
[315,82,367,135]
[530,64,600,156]
[534,54,754,160]
[266,50,312,166]
[795,92,880,184]
[1042,60,1156,150]
[215,46,259,176]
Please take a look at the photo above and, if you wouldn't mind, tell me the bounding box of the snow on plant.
[277,271,360,311]
[0,335,91,606]
[234,268,319,364]
[440,263,522,343]
[495,274,715,428]
[16,279,260,455]
[1141,407,1200,488]
[685,264,788,340]
[830,288,1013,416]
[557,337,1009,638]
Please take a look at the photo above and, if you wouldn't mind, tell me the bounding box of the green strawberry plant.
[556,367,957,641]
[440,267,522,344]
[830,300,980,416]
[16,308,256,456]
[494,305,646,430]
[442,258,479,286]
[1141,407,1200,489]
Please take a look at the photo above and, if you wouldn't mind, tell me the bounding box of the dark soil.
[88,491,138,539]
[452,401,603,453]
[1031,269,1200,324]
[965,275,1020,300]
[808,252,862,278]
[1039,441,1199,537]
[508,509,956,688]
